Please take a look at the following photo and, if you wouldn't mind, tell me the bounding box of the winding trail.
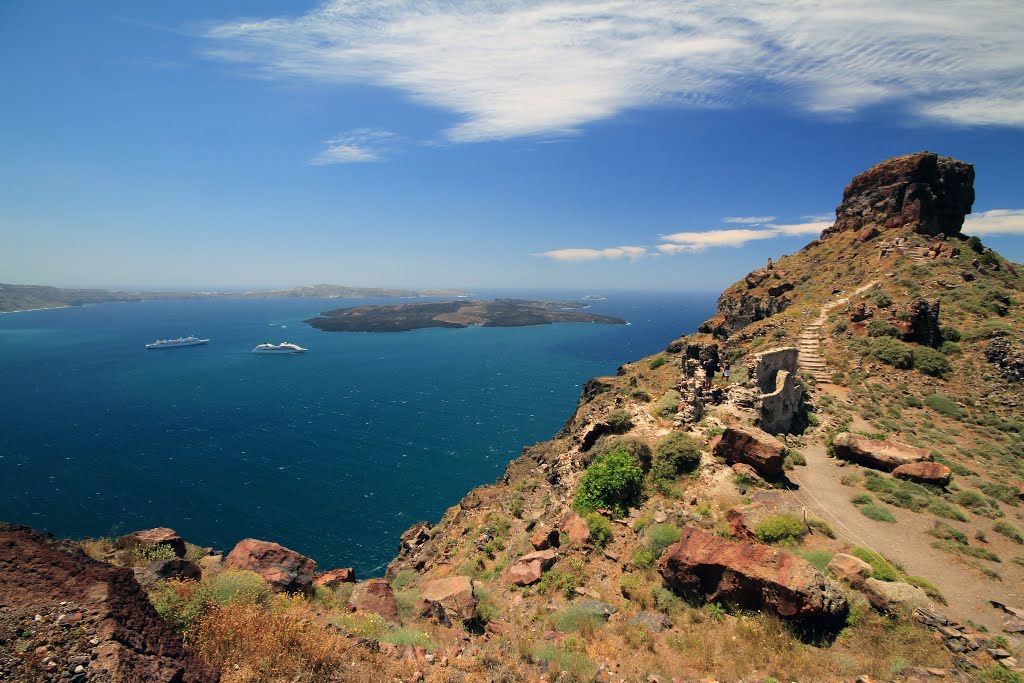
[788,446,1017,632]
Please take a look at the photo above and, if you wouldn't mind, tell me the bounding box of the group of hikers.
[702,357,730,389]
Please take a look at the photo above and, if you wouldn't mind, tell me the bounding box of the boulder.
[657,528,847,625]
[827,553,873,588]
[861,578,930,617]
[559,511,590,545]
[725,508,756,541]
[530,526,560,550]
[224,539,317,593]
[420,575,477,625]
[504,549,558,586]
[630,611,672,633]
[731,462,762,481]
[348,578,400,623]
[116,527,186,558]
[892,462,952,487]
[713,426,786,479]
[831,433,931,472]
[139,558,202,585]
[314,568,356,588]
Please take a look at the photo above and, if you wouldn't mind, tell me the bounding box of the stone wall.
[747,347,803,434]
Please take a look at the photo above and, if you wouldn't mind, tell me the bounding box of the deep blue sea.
[0,291,714,576]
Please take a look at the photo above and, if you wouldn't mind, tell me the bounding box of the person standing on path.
[723,362,731,384]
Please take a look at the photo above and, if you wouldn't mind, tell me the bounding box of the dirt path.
[786,444,1020,632]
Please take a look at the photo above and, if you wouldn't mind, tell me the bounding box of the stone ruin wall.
[748,347,803,435]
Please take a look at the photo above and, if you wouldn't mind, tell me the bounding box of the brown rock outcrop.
[657,528,847,625]
[713,426,786,478]
[115,527,186,558]
[348,578,400,623]
[894,298,941,347]
[314,568,356,588]
[821,151,974,239]
[559,511,590,545]
[504,549,557,586]
[530,526,560,550]
[420,575,477,625]
[826,553,873,588]
[224,538,317,593]
[861,578,930,617]
[832,433,931,472]
[0,524,218,682]
[138,558,202,585]
[892,462,952,487]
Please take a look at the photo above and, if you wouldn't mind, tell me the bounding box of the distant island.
[304,299,627,332]
[0,283,465,314]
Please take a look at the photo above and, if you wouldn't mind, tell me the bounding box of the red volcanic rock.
[893,462,952,487]
[559,511,590,545]
[0,524,218,682]
[832,433,932,472]
[139,558,202,585]
[822,152,974,239]
[725,509,756,541]
[657,527,847,623]
[116,527,186,558]
[420,575,477,624]
[504,549,557,586]
[314,568,356,588]
[224,538,317,593]
[530,526,560,550]
[348,578,400,623]
[826,553,873,588]
[713,426,786,479]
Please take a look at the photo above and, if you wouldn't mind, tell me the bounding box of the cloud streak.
[205,1,1024,142]
[308,129,395,165]
[534,246,649,262]
[963,209,1024,236]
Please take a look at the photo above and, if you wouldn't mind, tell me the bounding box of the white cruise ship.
[252,342,307,354]
[145,336,209,349]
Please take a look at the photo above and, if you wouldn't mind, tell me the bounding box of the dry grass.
[189,595,396,683]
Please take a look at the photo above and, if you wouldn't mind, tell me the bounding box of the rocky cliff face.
[821,151,974,239]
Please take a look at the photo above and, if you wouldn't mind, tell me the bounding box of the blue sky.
[1,1,1022,291]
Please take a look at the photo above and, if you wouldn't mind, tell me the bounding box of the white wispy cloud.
[534,246,649,262]
[204,1,1024,142]
[723,216,777,224]
[963,209,1024,235]
[308,129,395,165]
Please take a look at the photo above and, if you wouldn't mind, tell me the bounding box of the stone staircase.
[798,280,879,385]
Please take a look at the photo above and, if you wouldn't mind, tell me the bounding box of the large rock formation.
[712,426,787,478]
[503,549,557,586]
[348,578,400,623]
[224,538,317,593]
[657,528,847,626]
[831,433,931,471]
[420,575,477,625]
[821,151,974,239]
[115,527,186,558]
[0,524,218,682]
[892,461,952,487]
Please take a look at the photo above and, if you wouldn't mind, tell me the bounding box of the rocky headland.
[3,151,1023,683]
[304,299,627,332]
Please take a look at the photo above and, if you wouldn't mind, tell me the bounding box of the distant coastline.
[0,283,466,315]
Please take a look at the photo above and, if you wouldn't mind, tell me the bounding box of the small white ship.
[252,342,307,354]
[145,336,209,349]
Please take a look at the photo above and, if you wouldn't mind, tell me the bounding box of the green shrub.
[869,337,914,369]
[871,292,893,308]
[754,514,805,544]
[859,504,897,523]
[149,569,272,633]
[867,320,900,337]
[630,547,658,569]
[956,490,1004,518]
[651,431,702,482]
[940,326,961,342]
[585,513,613,548]
[807,517,836,538]
[927,522,968,545]
[980,483,1021,506]
[993,521,1024,544]
[573,449,644,516]
[852,492,873,505]
[931,540,1001,563]
[784,450,806,469]
[851,547,901,581]
[606,409,634,434]
[590,435,652,472]
[913,347,951,377]
[649,356,667,370]
[924,394,963,419]
[647,523,681,557]
[905,576,946,604]
[902,396,923,408]
[795,549,834,572]
[652,390,681,418]
[550,604,607,633]
[929,498,967,522]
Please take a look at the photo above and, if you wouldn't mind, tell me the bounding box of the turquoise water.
[0,292,713,575]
